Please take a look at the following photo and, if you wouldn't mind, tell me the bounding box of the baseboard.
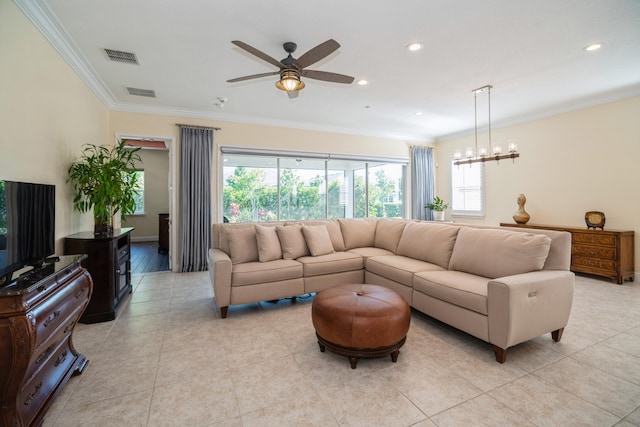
[131,236,158,243]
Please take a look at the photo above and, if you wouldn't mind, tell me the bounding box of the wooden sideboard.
[0,255,92,427]
[63,228,133,323]
[500,223,635,284]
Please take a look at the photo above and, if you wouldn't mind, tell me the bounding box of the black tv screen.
[0,180,55,279]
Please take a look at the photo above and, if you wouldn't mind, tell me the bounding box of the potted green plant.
[425,196,449,221]
[67,140,142,235]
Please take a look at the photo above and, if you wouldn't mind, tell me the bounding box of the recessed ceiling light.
[415,111,423,116]
[406,42,423,52]
[584,43,602,52]
[357,79,368,86]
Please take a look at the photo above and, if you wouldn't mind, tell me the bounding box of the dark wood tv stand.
[0,255,92,427]
[63,228,133,323]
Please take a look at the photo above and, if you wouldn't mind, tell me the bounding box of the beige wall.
[0,0,109,255]
[122,149,170,240]
[435,95,640,274]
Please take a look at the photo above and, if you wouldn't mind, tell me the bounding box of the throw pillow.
[255,225,282,262]
[276,225,310,259]
[302,225,335,256]
[224,226,259,264]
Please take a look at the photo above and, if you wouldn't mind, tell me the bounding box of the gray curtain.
[411,146,435,220]
[178,126,213,272]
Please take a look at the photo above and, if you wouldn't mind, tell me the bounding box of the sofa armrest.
[208,248,232,309]
[488,270,574,349]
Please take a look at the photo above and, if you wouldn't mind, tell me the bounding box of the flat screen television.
[0,180,55,283]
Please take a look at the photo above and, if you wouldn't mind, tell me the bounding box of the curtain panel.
[178,126,213,272]
[411,146,434,220]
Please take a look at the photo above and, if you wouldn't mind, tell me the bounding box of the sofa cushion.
[347,247,394,261]
[231,259,303,287]
[449,227,551,279]
[338,218,377,249]
[302,225,335,256]
[276,225,310,259]
[413,270,489,315]
[224,226,259,264]
[297,252,363,277]
[396,222,460,269]
[374,219,407,253]
[255,225,282,262]
[366,255,445,286]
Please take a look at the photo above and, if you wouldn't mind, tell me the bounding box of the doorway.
[118,134,176,272]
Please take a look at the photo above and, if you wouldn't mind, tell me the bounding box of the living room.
[2,0,640,425]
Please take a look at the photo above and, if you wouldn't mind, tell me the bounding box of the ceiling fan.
[227,39,355,98]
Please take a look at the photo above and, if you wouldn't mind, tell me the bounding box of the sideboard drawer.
[572,244,616,260]
[572,233,617,247]
[572,256,617,272]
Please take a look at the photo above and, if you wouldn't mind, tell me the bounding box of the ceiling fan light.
[276,69,305,92]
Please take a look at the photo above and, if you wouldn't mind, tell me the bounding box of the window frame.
[450,160,485,217]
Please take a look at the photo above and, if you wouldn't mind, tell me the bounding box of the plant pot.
[433,211,445,221]
[94,222,113,236]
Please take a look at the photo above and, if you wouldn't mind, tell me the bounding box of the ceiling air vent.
[104,48,139,65]
[126,87,156,98]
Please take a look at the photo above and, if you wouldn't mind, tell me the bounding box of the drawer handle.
[24,381,42,406]
[44,310,61,327]
[63,320,76,335]
[36,345,54,365]
[54,350,68,367]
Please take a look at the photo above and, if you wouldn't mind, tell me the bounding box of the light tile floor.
[43,273,640,426]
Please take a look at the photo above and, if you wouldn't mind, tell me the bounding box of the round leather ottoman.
[311,284,410,369]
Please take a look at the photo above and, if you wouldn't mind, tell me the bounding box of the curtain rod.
[175,123,221,130]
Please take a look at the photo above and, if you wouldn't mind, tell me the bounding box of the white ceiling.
[16,0,640,142]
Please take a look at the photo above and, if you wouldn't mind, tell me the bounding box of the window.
[451,161,484,216]
[221,149,407,223]
[133,170,145,214]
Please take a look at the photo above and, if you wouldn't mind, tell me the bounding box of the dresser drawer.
[572,244,616,260]
[32,275,90,349]
[572,233,617,247]
[25,308,83,381]
[18,341,75,426]
[572,256,617,272]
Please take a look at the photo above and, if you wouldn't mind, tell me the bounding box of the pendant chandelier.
[453,85,519,166]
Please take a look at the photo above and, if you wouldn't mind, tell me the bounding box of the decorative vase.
[433,211,445,221]
[512,193,530,224]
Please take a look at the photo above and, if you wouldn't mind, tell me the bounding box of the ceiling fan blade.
[294,39,340,69]
[301,70,354,84]
[231,40,285,68]
[227,71,279,83]
[287,91,299,99]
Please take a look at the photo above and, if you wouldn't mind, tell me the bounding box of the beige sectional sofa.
[208,218,574,362]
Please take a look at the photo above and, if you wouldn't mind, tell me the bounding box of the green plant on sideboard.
[67,140,141,235]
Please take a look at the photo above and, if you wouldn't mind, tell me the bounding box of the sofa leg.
[551,328,564,342]
[220,306,228,319]
[493,345,507,363]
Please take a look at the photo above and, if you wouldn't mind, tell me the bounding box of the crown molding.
[110,102,429,143]
[14,0,116,108]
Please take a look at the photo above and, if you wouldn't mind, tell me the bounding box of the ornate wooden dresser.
[0,255,92,427]
[501,223,635,284]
